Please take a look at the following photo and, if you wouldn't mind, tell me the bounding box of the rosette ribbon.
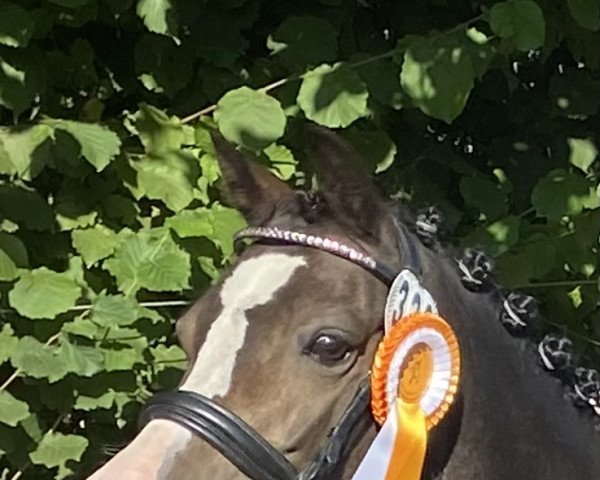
[352,312,461,480]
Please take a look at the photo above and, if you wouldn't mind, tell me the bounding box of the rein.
[139,224,427,480]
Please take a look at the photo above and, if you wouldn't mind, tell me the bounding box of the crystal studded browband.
[234,226,397,285]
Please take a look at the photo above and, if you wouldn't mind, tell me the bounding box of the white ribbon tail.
[351,407,397,479]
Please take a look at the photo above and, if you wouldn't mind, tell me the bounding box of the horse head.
[87,125,600,480]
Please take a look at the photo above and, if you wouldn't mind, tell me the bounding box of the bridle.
[139,223,422,480]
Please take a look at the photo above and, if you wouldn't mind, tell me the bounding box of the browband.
[234,226,399,285]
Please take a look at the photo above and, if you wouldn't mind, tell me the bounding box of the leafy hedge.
[0,0,598,478]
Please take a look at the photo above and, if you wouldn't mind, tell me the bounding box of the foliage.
[0,0,598,478]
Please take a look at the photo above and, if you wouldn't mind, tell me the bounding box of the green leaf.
[0,185,54,231]
[400,35,475,123]
[165,208,214,238]
[100,194,139,226]
[103,348,139,371]
[135,34,193,97]
[43,119,121,172]
[0,232,28,271]
[72,225,119,267]
[134,151,199,212]
[104,228,191,294]
[20,412,43,442]
[0,2,35,48]
[555,214,599,277]
[29,432,88,479]
[136,0,176,36]
[354,57,405,110]
[0,125,53,179]
[548,69,599,117]
[0,138,12,174]
[532,169,598,220]
[132,104,186,155]
[460,176,508,220]
[194,122,217,155]
[74,389,115,411]
[463,28,495,78]
[0,391,29,427]
[0,45,46,117]
[137,305,163,323]
[58,341,104,377]
[61,317,100,340]
[215,87,287,151]
[568,286,583,308]
[150,344,186,371]
[341,129,397,174]
[568,138,598,173]
[197,153,221,204]
[48,0,92,7]
[0,324,18,364]
[10,337,68,382]
[267,16,338,69]
[56,205,97,231]
[462,216,521,257]
[264,144,297,180]
[0,246,17,281]
[90,293,138,328]
[210,204,246,260]
[104,326,148,352]
[0,232,29,281]
[520,237,557,279]
[188,14,249,68]
[9,267,81,319]
[198,255,219,280]
[486,215,521,251]
[567,0,600,31]
[496,251,533,287]
[489,0,545,52]
[297,63,369,128]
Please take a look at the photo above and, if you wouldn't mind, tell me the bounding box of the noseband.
[139,224,421,480]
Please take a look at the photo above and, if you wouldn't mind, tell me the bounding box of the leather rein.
[139,224,421,480]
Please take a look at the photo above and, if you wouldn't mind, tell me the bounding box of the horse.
[87,124,600,480]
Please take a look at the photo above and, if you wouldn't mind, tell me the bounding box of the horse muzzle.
[138,379,371,480]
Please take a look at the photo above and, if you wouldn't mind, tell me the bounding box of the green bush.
[0,0,598,478]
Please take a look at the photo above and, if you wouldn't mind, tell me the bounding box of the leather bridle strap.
[299,379,371,480]
[139,390,297,480]
[234,226,397,286]
[139,380,372,480]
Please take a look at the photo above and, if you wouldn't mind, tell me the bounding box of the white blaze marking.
[157,426,191,480]
[180,253,306,398]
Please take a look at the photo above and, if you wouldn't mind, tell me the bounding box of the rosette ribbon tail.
[351,400,427,480]
[386,400,427,479]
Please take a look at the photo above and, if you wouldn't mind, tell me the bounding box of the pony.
[87,124,600,480]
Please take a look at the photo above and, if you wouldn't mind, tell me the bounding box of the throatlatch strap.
[299,379,372,480]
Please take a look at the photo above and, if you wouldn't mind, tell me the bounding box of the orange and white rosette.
[352,312,460,480]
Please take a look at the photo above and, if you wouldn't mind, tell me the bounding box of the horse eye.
[304,333,352,365]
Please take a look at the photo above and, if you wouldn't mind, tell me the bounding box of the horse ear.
[304,124,386,239]
[211,132,294,225]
